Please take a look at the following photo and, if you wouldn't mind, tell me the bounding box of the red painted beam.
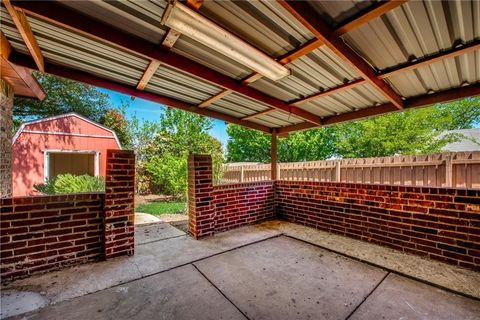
[10,52,271,133]
[11,1,322,125]
[242,1,407,86]
[278,0,404,110]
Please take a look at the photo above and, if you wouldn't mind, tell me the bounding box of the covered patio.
[2,220,480,319]
[1,0,479,319]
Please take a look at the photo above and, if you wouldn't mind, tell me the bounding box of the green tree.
[334,108,451,158]
[14,73,111,124]
[227,98,480,161]
[333,99,480,158]
[140,108,224,197]
[100,103,132,148]
[226,125,271,162]
[13,73,133,146]
[226,125,336,163]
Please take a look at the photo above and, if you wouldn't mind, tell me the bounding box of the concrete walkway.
[2,220,479,319]
[134,212,161,225]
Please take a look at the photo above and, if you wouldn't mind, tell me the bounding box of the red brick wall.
[276,181,480,270]
[213,181,275,233]
[188,154,215,238]
[1,149,135,281]
[188,155,274,238]
[104,150,135,259]
[1,193,104,279]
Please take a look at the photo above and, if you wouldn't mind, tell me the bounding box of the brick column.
[104,149,135,259]
[0,79,13,198]
[188,154,214,239]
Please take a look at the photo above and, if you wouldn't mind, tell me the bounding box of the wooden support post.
[271,129,278,180]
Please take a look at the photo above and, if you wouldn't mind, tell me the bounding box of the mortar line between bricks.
[283,234,480,302]
[344,271,390,320]
[192,263,251,320]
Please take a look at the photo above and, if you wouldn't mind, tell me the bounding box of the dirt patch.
[135,194,175,206]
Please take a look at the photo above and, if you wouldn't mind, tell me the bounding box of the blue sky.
[101,89,229,146]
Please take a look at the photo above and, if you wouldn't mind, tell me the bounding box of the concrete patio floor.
[2,220,479,319]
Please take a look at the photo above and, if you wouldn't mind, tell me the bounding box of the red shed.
[12,113,121,196]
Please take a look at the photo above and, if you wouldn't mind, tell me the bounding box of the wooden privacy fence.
[220,152,480,189]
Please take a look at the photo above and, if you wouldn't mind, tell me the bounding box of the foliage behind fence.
[220,152,480,189]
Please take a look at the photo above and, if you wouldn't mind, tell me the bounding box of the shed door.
[49,153,95,178]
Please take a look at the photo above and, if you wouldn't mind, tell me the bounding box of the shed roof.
[12,112,122,148]
[2,0,479,134]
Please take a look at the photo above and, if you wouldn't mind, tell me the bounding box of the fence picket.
[219,152,480,188]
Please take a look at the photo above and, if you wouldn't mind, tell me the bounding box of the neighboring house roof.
[440,128,480,152]
[12,112,122,149]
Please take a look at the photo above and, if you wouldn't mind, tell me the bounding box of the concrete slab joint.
[187,154,480,271]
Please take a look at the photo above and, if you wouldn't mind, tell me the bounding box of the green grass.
[136,201,186,215]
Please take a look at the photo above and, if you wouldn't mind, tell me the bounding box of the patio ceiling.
[2,0,480,133]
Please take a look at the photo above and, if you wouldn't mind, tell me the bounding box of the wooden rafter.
[3,0,44,71]
[333,1,408,37]
[243,0,407,119]
[241,108,275,121]
[11,0,322,125]
[161,0,204,49]
[161,29,182,49]
[378,40,480,79]
[242,38,323,85]
[291,79,365,106]
[278,0,404,110]
[143,0,204,94]
[198,89,232,108]
[10,52,271,133]
[0,31,12,59]
[136,60,161,90]
[277,83,480,134]
[289,40,480,106]
[241,1,406,86]
[1,32,45,99]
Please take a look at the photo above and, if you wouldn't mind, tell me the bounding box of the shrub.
[145,153,187,199]
[34,174,105,194]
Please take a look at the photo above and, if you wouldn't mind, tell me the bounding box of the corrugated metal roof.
[2,0,479,133]
[297,83,388,117]
[387,52,480,98]
[146,64,222,105]
[200,0,315,57]
[1,7,28,53]
[309,0,377,27]
[171,36,251,80]
[343,1,479,70]
[60,0,169,44]
[336,0,480,99]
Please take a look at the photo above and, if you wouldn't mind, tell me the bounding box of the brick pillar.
[104,149,135,259]
[188,154,214,239]
[0,79,13,198]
